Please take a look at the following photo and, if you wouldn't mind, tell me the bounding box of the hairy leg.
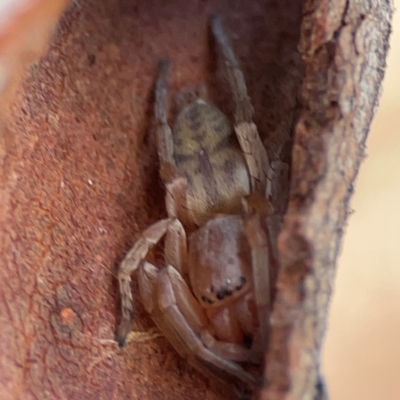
[241,194,277,356]
[117,218,185,346]
[211,14,273,198]
[155,266,259,387]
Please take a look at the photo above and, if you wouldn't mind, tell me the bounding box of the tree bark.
[260,1,393,399]
[0,1,393,400]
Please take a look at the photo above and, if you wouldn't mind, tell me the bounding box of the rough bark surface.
[0,0,392,399]
[260,1,393,399]
[1,1,302,399]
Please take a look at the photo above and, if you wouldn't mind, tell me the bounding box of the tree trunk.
[0,1,393,400]
[261,1,393,399]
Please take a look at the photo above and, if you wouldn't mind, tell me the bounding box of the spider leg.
[210,14,273,198]
[154,59,192,225]
[117,218,172,346]
[241,194,280,358]
[154,266,260,388]
[117,217,187,346]
[164,216,188,276]
[135,263,259,387]
[243,213,271,355]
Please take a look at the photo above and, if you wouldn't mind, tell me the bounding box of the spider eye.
[216,287,233,300]
[235,276,247,291]
[201,295,214,305]
[204,276,248,305]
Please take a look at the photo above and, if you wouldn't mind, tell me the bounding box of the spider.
[117,14,281,391]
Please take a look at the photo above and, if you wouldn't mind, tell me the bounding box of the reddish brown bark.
[260,1,393,399]
[0,0,392,399]
[1,1,302,399]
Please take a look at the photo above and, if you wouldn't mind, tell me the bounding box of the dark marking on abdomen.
[198,148,218,206]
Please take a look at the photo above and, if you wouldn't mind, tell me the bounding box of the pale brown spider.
[117,14,280,391]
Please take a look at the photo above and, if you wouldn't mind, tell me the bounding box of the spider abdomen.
[173,101,250,226]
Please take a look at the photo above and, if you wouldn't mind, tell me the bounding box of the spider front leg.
[211,14,273,198]
[144,265,259,388]
[117,217,187,346]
